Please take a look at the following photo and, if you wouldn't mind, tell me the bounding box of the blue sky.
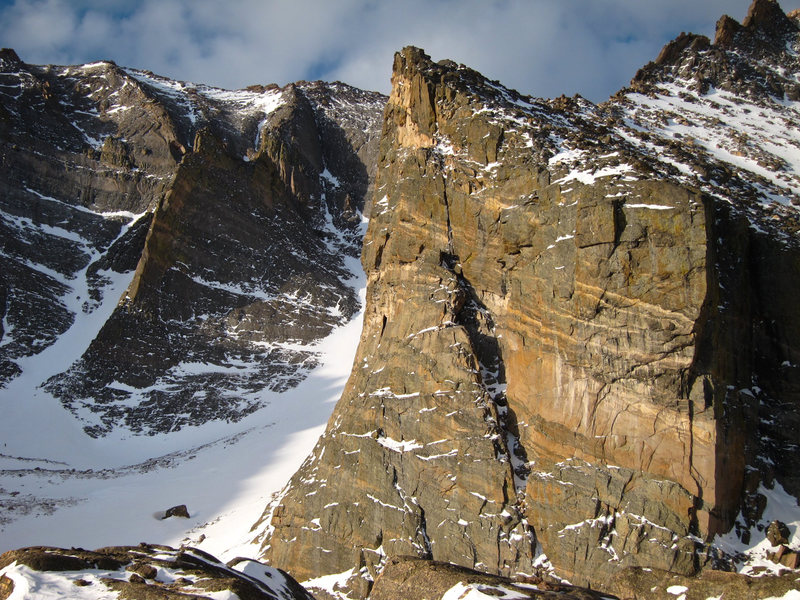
[1,0,799,101]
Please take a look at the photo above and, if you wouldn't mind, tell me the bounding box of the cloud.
[0,0,80,62]
[1,0,799,101]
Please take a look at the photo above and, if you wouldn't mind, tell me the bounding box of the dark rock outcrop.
[0,59,179,387]
[257,1,800,595]
[766,520,791,547]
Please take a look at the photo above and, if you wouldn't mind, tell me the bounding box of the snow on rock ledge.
[0,544,314,600]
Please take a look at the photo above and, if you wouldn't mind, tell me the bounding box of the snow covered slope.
[0,261,365,559]
[0,47,383,558]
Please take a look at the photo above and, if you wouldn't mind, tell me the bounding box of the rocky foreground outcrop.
[257,0,800,595]
[369,558,800,600]
[610,567,800,600]
[367,557,616,600]
[0,544,314,599]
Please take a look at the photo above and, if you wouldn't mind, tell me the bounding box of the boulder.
[767,544,800,569]
[0,574,13,600]
[163,504,190,519]
[767,520,791,547]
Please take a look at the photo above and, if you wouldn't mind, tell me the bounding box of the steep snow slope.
[0,240,366,558]
[0,48,383,560]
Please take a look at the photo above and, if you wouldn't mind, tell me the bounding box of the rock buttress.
[258,36,800,593]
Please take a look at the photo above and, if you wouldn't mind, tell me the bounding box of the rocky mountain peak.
[654,32,710,66]
[0,51,386,436]
[716,0,798,49]
[0,48,20,68]
[631,0,800,136]
[743,0,798,34]
[387,46,438,149]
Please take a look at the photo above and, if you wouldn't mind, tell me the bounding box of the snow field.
[0,219,367,563]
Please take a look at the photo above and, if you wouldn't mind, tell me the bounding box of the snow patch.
[713,482,800,576]
[0,236,368,565]
[442,581,531,600]
[376,436,423,453]
[625,203,675,210]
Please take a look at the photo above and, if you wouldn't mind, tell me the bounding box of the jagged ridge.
[0,51,385,436]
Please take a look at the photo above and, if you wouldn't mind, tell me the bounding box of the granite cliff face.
[0,51,384,436]
[258,0,800,593]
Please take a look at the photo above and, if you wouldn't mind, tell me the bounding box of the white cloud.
[1,0,79,63]
[1,0,799,101]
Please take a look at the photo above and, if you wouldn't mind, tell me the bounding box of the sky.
[1,0,800,103]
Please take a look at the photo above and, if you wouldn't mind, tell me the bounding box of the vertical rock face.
[259,1,800,593]
[0,53,386,435]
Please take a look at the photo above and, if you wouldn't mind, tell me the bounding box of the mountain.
[4,0,800,599]
[255,0,800,597]
[0,48,384,437]
[0,43,383,580]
